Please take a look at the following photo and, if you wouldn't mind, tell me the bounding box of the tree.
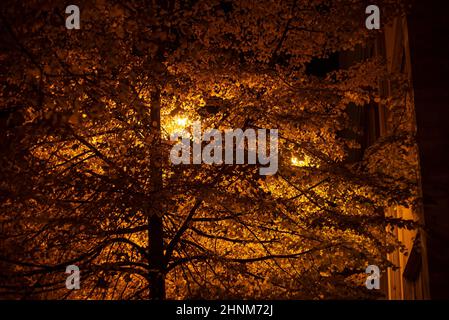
[0,0,417,299]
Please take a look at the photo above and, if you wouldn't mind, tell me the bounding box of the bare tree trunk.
[147,0,176,300]
[148,88,165,299]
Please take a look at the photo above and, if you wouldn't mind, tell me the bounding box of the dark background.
[409,0,449,299]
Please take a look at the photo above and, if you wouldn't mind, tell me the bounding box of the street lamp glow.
[175,116,188,127]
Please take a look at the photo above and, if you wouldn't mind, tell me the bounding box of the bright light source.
[175,116,188,127]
